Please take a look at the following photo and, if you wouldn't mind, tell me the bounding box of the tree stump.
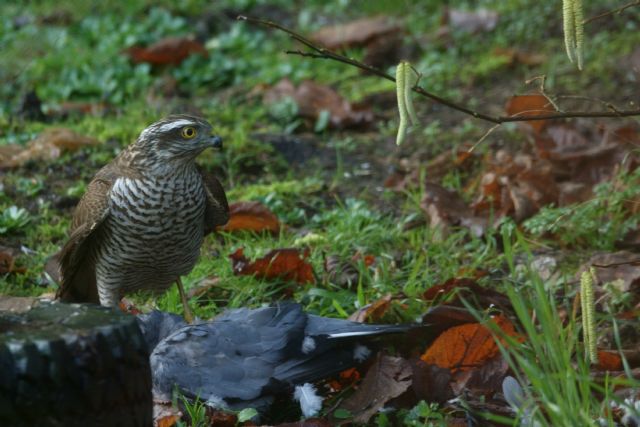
[0,298,152,426]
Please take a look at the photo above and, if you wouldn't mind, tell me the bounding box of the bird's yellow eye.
[181,126,197,139]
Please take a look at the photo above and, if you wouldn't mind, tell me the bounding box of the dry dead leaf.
[423,277,511,310]
[153,401,181,427]
[450,353,509,395]
[421,315,520,372]
[206,410,237,427]
[126,37,207,66]
[310,16,400,50]
[264,79,373,130]
[505,94,556,133]
[221,201,280,233]
[348,294,393,323]
[229,247,315,284]
[0,246,26,274]
[493,47,546,67]
[334,353,412,424]
[596,350,624,371]
[421,305,478,333]
[535,123,637,187]
[471,150,558,222]
[186,277,221,300]
[410,359,453,404]
[580,252,640,306]
[54,101,109,117]
[324,255,359,288]
[421,182,486,238]
[0,128,100,168]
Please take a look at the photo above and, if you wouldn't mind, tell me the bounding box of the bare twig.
[583,0,640,25]
[239,15,640,124]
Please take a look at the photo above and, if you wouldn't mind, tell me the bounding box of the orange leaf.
[505,94,556,133]
[221,201,280,233]
[421,315,519,372]
[596,350,623,371]
[348,294,392,323]
[126,37,207,66]
[229,248,315,284]
[328,367,362,392]
[351,252,375,266]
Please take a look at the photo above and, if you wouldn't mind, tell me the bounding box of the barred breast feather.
[55,158,228,305]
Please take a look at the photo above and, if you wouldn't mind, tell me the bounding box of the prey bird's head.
[134,115,223,162]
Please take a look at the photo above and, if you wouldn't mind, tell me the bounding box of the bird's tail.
[306,314,428,342]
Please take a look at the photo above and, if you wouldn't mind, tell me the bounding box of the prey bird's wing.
[150,304,307,402]
[198,167,229,234]
[54,163,133,303]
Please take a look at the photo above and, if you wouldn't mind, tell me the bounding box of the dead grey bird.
[139,302,426,417]
[51,115,229,322]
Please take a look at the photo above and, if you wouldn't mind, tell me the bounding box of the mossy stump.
[0,298,152,427]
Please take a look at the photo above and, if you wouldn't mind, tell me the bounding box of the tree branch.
[583,0,640,25]
[238,15,640,124]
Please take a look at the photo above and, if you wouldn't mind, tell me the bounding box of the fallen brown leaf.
[505,94,556,133]
[421,305,478,332]
[229,247,315,284]
[0,246,26,274]
[471,150,558,222]
[264,79,373,130]
[348,294,393,323]
[153,401,181,427]
[493,47,546,67]
[53,101,109,117]
[310,16,400,50]
[450,353,509,395]
[0,128,100,168]
[221,201,280,233]
[126,37,207,66]
[206,410,237,427]
[421,182,486,239]
[584,251,640,290]
[596,350,624,371]
[421,315,520,372]
[410,359,453,404]
[422,277,511,310]
[333,353,412,424]
[324,255,359,288]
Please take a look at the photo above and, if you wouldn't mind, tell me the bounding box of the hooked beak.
[209,135,223,150]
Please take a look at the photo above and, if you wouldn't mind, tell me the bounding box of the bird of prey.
[52,115,229,321]
[139,302,425,417]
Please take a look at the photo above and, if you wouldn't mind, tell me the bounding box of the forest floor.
[1,1,640,425]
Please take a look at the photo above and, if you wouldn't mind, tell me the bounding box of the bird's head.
[134,115,223,163]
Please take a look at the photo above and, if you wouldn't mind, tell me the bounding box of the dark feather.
[198,166,229,234]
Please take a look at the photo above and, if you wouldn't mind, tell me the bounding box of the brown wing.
[54,175,112,303]
[198,167,229,235]
[53,159,136,303]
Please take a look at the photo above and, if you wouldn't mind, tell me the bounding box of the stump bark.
[0,298,152,427]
